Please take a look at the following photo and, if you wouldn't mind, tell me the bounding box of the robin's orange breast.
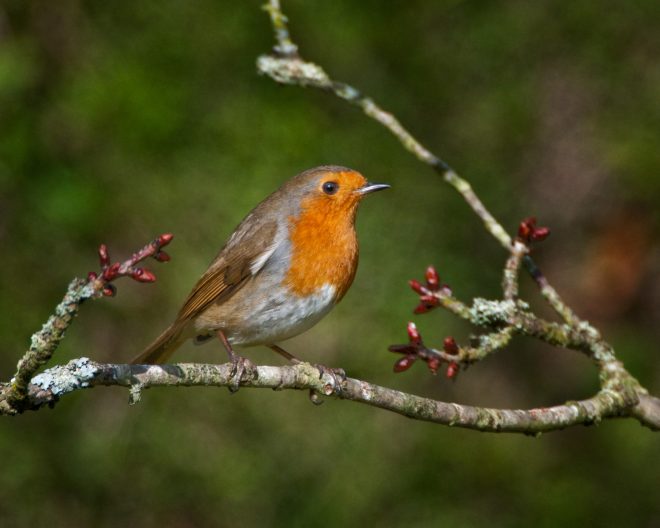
[284,191,359,302]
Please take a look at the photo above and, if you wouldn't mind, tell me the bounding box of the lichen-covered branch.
[6,278,93,411]
[3,235,173,413]
[3,357,658,432]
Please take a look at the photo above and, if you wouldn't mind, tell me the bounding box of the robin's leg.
[268,344,346,390]
[217,330,255,393]
[268,344,298,362]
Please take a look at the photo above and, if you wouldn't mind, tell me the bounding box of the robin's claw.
[227,354,256,393]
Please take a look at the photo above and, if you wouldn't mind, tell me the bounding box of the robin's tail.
[131,322,188,364]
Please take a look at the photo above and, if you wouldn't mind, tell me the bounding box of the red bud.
[414,303,431,314]
[531,227,550,242]
[98,244,110,267]
[131,268,157,282]
[517,217,536,241]
[87,271,98,282]
[407,322,422,344]
[158,233,174,247]
[425,266,439,289]
[102,284,116,297]
[388,344,417,355]
[102,262,120,281]
[517,217,549,244]
[154,251,171,262]
[427,356,441,375]
[409,279,425,295]
[446,362,459,379]
[443,336,458,355]
[394,355,416,373]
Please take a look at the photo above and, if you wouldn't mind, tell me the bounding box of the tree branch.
[4,358,657,432]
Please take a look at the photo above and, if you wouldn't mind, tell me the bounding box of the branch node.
[469,298,516,327]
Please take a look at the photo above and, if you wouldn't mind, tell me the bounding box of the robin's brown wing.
[175,220,280,323]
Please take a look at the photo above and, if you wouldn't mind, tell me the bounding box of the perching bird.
[132,165,389,385]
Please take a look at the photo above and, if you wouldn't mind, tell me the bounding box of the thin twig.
[522,256,581,326]
[262,0,298,57]
[503,241,527,300]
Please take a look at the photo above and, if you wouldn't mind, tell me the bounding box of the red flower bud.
[154,251,171,262]
[131,268,157,282]
[518,217,550,244]
[394,355,416,373]
[388,344,417,355]
[158,233,174,247]
[413,303,431,314]
[102,284,117,297]
[98,244,110,267]
[102,262,120,281]
[446,362,459,379]
[517,217,536,241]
[531,227,550,242]
[407,322,422,344]
[409,279,425,295]
[425,266,439,289]
[443,336,458,355]
[427,356,441,375]
[87,271,98,282]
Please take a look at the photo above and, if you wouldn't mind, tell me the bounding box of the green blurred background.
[1,1,659,526]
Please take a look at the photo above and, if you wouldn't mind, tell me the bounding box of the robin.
[132,165,389,388]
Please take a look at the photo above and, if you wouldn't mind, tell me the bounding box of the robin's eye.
[322,181,339,195]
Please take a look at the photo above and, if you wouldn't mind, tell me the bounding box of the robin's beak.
[356,182,391,195]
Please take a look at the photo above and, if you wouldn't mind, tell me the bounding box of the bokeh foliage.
[0,1,659,526]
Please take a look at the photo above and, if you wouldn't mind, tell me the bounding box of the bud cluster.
[87,233,174,297]
[388,323,461,379]
[517,217,550,244]
[409,266,451,314]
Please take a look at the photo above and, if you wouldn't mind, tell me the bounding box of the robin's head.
[289,165,390,220]
[281,166,389,299]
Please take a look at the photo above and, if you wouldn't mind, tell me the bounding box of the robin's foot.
[227,352,256,393]
[217,330,255,393]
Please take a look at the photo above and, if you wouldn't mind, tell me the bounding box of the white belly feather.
[227,283,337,346]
